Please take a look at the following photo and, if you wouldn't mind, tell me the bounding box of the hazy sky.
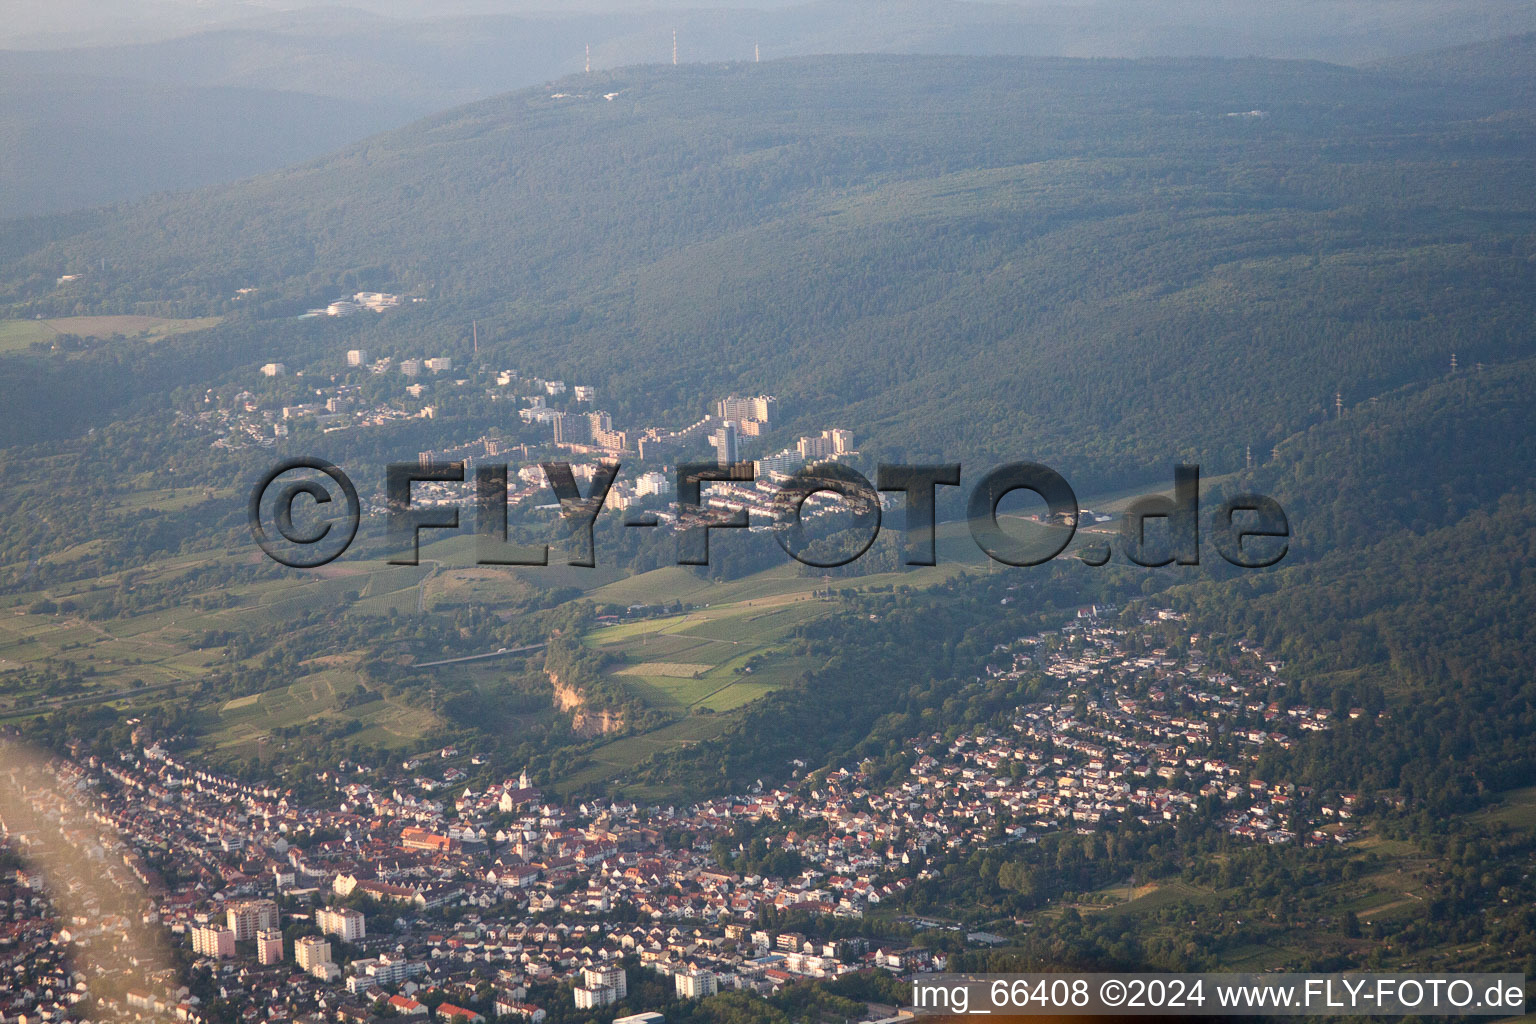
[6,0,1536,53]
[0,0,806,47]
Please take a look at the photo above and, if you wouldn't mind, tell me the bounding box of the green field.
[1472,785,1536,830]
[555,713,737,800]
[0,597,227,717]
[208,664,441,756]
[587,585,831,713]
[0,535,445,728]
[0,315,222,353]
[0,472,1130,782]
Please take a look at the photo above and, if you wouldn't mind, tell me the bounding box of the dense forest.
[4,49,1536,491]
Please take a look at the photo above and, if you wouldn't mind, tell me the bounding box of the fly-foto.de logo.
[248,458,1288,571]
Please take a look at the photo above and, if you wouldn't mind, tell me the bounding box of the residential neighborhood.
[0,609,1348,1024]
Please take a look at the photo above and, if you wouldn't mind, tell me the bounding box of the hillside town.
[185,343,870,529]
[0,610,1348,1024]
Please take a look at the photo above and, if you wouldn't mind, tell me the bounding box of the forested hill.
[4,49,1536,484]
[1173,354,1536,814]
[1371,30,1536,87]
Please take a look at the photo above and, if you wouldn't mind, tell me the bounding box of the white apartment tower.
[256,929,284,965]
[226,899,279,942]
[295,935,332,971]
[191,925,235,959]
[710,421,739,466]
[316,906,366,943]
[573,964,626,1008]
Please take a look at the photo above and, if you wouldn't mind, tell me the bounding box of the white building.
[796,428,853,462]
[295,935,332,972]
[367,955,426,986]
[257,929,284,965]
[710,421,739,466]
[226,899,278,941]
[635,471,673,498]
[755,449,804,478]
[260,362,286,377]
[191,925,235,959]
[354,291,401,311]
[573,964,626,1008]
[316,906,366,942]
[716,394,776,425]
[676,970,718,999]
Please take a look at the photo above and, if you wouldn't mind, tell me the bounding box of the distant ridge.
[1369,30,1536,82]
[2,53,1534,485]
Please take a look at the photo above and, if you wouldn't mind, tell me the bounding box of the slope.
[5,53,1536,489]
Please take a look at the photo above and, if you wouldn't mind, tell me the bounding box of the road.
[413,642,547,668]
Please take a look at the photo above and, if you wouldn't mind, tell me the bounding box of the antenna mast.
[672,29,678,66]
[585,44,591,74]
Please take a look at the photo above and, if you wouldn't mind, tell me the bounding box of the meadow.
[0,315,221,354]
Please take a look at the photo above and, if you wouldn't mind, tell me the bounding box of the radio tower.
[1335,390,1343,418]
[585,44,591,73]
[472,320,479,357]
[672,29,678,66]
[1245,444,1252,470]
[1450,351,1458,374]
[755,42,760,62]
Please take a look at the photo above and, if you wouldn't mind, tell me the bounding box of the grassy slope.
[0,315,221,353]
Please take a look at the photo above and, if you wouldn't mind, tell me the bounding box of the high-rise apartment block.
[715,395,776,425]
[191,925,236,959]
[295,936,333,972]
[257,929,284,965]
[710,421,740,466]
[573,964,626,1008]
[226,899,279,942]
[316,906,366,943]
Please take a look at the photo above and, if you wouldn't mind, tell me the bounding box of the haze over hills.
[5,29,1536,982]
[4,47,1535,489]
[0,71,420,218]
[6,0,1536,214]
[9,0,1536,58]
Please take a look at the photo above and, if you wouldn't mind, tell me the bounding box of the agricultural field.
[1053,824,1453,972]
[0,471,1122,779]
[0,535,445,729]
[1472,785,1536,830]
[556,560,939,797]
[205,662,441,758]
[553,713,737,801]
[0,592,226,718]
[588,584,831,714]
[0,315,221,354]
